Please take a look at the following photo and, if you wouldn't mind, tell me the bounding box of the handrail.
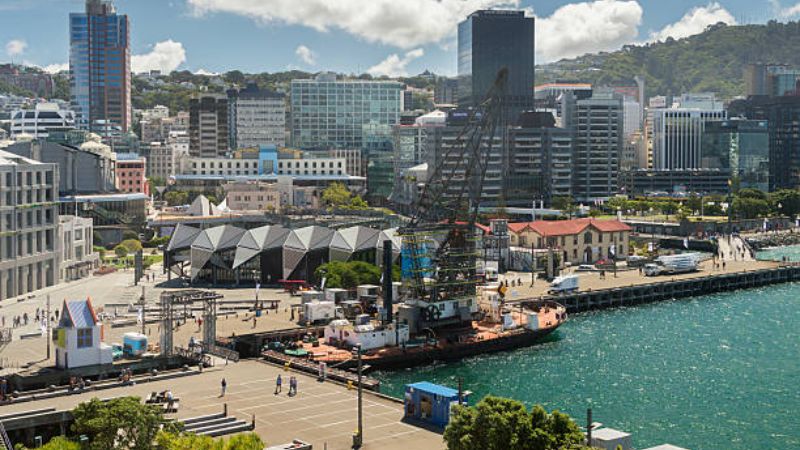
[0,420,12,450]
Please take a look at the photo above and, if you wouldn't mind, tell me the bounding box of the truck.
[549,274,579,294]
[301,301,344,325]
[644,253,699,276]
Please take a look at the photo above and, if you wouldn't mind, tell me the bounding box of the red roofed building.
[508,218,631,264]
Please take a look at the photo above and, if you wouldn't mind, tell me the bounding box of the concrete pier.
[519,265,800,313]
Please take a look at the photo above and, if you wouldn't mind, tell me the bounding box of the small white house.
[55,299,113,369]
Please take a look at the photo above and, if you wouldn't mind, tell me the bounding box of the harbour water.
[374,250,800,450]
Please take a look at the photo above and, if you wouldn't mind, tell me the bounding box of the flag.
[40,319,47,335]
[683,238,689,249]
[137,307,143,325]
[320,277,327,291]
[648,242,654,252]
[255,283,260,297]
[609,245,616,257]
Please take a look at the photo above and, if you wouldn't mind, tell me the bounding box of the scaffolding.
[159,290,223,357]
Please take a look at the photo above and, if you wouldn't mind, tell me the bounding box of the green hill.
[537,21,800,99]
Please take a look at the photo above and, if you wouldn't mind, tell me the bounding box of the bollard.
[224,403,227,416]
[347,380,353,390]
[284,362,290,371]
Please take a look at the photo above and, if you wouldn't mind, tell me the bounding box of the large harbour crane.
[400,68,509,314]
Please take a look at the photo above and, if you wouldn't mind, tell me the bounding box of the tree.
[443,396,588,450]
[15,436,81,450]
[550,196,573,212]
[72,397,177,450]
[314,261,382,289]
[121,239,143,254]
[321,182,354,208]
[164,191,189,206]
[733,196,770,219]
[154,431,263,450]
[114,245,128,258]
[770,189,800,216]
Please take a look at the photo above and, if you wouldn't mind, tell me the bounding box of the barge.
[266,300,567,372]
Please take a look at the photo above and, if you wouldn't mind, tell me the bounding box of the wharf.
[517,264,800,313]
[261,350,381,391]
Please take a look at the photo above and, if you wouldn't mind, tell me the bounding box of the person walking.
[275,374,282,394]
[289,376,297,396]
[220,378,227,397]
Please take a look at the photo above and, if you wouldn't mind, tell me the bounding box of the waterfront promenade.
[0,360,444,450]
[499,257,778,300]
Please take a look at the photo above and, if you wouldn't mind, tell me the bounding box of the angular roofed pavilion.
[190,225,246,280]
[329,226,380,262]
[283,226,335,280]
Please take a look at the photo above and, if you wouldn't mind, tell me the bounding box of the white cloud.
[650,2,736,42]
[131,40,187,74]
[536,0,642,62]
[775,1,800,17]
[5,39,27,57]
[295,45,316,65]
[187,0,519,49]
[367,48,424,77]
[194,68,219,76]
[42,63,68,74]
[535,0,643,62]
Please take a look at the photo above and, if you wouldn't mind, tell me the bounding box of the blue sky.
[0,0,796,77]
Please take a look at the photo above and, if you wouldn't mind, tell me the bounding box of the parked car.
[575,264,595,272]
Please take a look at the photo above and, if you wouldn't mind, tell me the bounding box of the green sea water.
[374,257,800,449]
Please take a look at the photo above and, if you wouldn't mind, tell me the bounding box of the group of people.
[274,374,298,396]
[2,308,59,329]
[68,376,87,392]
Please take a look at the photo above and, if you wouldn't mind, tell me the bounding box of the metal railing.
[0,420,12,450]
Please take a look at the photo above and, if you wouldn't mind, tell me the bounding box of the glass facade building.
[457,10,535,121]
[69,0,131,136]
[290,73,402,150]
[702,120,769,192]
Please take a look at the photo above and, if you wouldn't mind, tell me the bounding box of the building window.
[584,232,592,244]
[77,328,93,348]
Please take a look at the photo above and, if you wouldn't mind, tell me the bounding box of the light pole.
[352,344,363,448]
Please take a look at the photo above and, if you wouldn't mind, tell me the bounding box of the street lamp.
[352,344,363,448]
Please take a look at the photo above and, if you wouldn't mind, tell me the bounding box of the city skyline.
[2,0,800,77]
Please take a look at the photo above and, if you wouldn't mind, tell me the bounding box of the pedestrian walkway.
[717,235,755,262]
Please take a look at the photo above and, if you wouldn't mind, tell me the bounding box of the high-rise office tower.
[562,91,623,202]
[189,94,229,158]
[457,10,535,121]
[290,73,402,150]
[228,83,286,149]
[69,0,131,136]
[651,94,726,170]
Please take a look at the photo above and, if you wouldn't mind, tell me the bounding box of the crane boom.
[401,68,508,303]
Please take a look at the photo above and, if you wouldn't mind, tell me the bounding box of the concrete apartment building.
[189,94,229,158]
[276,157,346,176]
[0,150,60,301]
[2,136,116,195]
[58,215,99,281]
[228,83,286,148]
[10,103,76,139]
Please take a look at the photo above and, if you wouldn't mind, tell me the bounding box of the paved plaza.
[0,360,445,449]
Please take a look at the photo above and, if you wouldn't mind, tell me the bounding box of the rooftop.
[508,218,632,236]
[0,149,45,166]
[406,382,460,398]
